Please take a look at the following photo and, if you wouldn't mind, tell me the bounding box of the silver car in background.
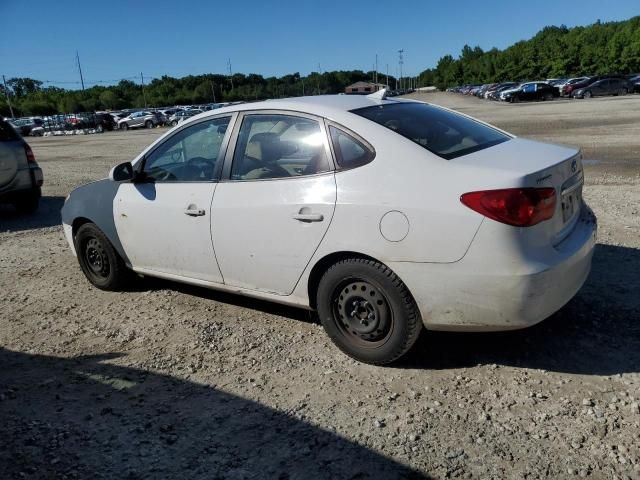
[118,111,164,130]
[0,117,43,213]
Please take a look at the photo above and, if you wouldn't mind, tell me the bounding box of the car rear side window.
[0,119,20,141]
[352,102,510,160]
[328,126,374,169]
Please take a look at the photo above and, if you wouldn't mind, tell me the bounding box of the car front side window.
[141,116,231,182]
[230,114,330,181]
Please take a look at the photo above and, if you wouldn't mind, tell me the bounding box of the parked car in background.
[69,113,117,132]
[9,117,45,136]
[563,77,600,97]
[487,82,519,100]
[167,109,201,126]
[572,77,630,99]
[629,75,640,93]
[500,82,557,102]
[0,117,43,213]
[557,77,590,96]
[118,111,164,130]
[61,91,595,365]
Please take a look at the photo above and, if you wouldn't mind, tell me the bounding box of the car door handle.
[292,212,324,222]
[184,206,206,217]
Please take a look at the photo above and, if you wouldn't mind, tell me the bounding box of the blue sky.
[1,0,638,88]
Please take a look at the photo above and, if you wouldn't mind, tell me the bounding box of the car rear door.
[211,111,336,295]
[114,115,234,282]
[0,120,24,189]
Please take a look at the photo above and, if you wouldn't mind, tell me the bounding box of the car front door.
[593,80,606,96]
[114,115,234,283]
[211,112,337,295]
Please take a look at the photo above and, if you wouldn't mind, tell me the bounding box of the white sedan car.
[61,91,596,365]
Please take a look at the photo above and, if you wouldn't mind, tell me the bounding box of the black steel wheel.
[316,258,422,365]
[75,223,131,290]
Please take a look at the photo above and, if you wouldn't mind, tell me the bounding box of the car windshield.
[352,102,510,160]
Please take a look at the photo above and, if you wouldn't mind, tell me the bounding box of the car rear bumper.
[0,167,42,202]
[389,204,597,332]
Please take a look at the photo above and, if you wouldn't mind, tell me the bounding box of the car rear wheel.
[584,91,592,99]
[75,223,132,291]
[543,93,553,101]
[145,120,153,129]
[121,123,129,131]
[171,120,178,126]
[96,124,104,133]
[511,95,520,103]
[316,258,422,365]
[617,88,627,96]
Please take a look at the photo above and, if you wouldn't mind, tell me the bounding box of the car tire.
[618,88,627,96]
[171,120,178,127]
[543,93,553,101]
[13,187,41,214]
[145,120,153,129]
[511,95,520,103]
[584,91,592,99]
[96,124,104,133]
[316,258,422,365]
[75,223,132,291]
[121,123,129,131]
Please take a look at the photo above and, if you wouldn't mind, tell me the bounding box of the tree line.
[2,16,639,116]
[0,70,393,117]
[419,16,640,89]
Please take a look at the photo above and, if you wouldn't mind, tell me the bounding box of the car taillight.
[24,144,36,164]
[460,188,556,227]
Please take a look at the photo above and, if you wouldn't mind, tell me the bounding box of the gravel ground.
[1,94,639,480]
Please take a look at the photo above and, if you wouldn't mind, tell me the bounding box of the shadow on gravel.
[402,244,640,376]
[0,196,64,232]
[0,348,429,480]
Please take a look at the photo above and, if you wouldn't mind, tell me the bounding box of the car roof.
[190,94,417,122]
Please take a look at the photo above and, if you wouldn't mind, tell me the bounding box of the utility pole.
[386,64,389,89]
[398,49,404,91]
[76,51,85,90]
[2,75,14,118]
[301,78,305,96]
[316,63,322,95]
[227,58,234,91]
[140,72,147,108]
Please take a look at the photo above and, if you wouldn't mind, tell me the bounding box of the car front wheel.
[75,223,132,291]
[316,258,422,365]
[145,120,153,129]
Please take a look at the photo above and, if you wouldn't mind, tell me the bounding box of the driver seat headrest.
[246,132,282,163]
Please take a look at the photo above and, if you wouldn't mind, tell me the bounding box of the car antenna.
[367,88,387,101]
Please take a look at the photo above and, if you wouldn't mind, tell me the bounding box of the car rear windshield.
[0,119,20,141]
[351,102,510,159]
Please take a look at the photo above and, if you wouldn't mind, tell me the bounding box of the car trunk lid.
[454,137,584,244]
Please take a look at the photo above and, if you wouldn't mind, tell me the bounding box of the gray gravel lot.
[1,94,639,479]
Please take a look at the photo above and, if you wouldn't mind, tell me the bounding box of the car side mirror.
[109,161,134,182]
